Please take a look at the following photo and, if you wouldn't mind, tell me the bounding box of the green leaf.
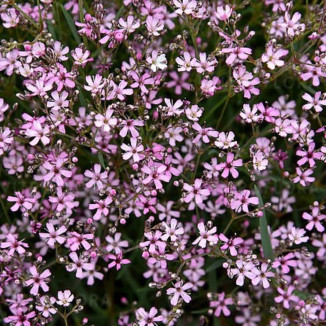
[77,86,87,107]
[301,82,316,94]
[254,185,274,260]
[293,290,311,300]
[60,4,81,44]
[116,5,125,19]
[206,258,223,273]
[98,152,105,169]
[46,20,56,39]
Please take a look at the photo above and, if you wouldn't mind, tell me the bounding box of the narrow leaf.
[254,185,274,260]
[98,152,105,169]
[60,4,81,44]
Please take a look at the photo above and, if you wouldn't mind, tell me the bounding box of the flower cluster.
[0,0,326,325]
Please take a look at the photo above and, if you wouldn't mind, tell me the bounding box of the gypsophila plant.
[0,0,326,325]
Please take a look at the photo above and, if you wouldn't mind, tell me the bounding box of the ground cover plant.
[0,0,326,325]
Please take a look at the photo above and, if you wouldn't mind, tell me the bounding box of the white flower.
[186,105,203,121]
[147,51,167,72]
[57,290,74,307]
[252,151,268,171]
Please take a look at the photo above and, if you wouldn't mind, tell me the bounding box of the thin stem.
[78,0,84,22]
[223,217,234,234]
[62,311,69,326]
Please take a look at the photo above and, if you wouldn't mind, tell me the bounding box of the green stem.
[63,315,69,326]
[216,95,230,129]
[78,0,84,22]
[36,0,43,31]
[223,217,234,234]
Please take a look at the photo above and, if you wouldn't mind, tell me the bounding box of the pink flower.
[300,63,326,87]
[272,253,297,274]
[121,138,144,162]
[94,108,118,132]
[233,66,260,99]
[0,127,13,155]
[161,218,184,242]
[194,53,217,74]
[84,164,108,189]
[312,234,326,257]
[49,187,77,213]
[216,152,243,178]
[0,233,28,256]
[83,263,104,285]
[230,190,259,213]
[302,205,326,232]
[39,223,67,247]
[107,80,133,101]
[0,49,21,75]
[68,232,94,251]
[145,16,164,36]
[222,47,252,66]
[230,259,256,286]
[192,122,219,143]
[210,292,233,317]
[166,72,191,95]
[219,234,244,256]
[130,72,154,94]
[24,120,51,146]
[26,78,53,97]
[186,105,203,121]
[293,168,315,187]
[25,266,51,295]
[47,90,69,111]
[4,311,36,326]
[146,51,167,72]
[192,222,218,248]
[136,307,164,326]
[140,231,165,253]
[84,74,105,94]
[281,12,305,37]
[136,195,157,214]
[89,196,113,220]
[57,290,74,306]
[42,158,72,186]
[1,8,19,28]
[53,41,69,61]
[288,226,309,244]
[8,192,34,212]
[72,47,93,66]
[36,296,56,318]
[173,0,197,15]
[183,179,211,207]
[200,77,221,96]
[165,126,184,146]
[296,142,322,167]
[66,252,93,278]
[106,232,129,254]
[240,104,262,123]
[167,281,193,306]
[302,91,326,113]
[261,45,288,70]
[119,118,144,137]
[251,263,274,288]
[119,15,140,33]
[142,163,170,190]
[274,286,298,309]
[107,253,131,270]
[176,52,197,72]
